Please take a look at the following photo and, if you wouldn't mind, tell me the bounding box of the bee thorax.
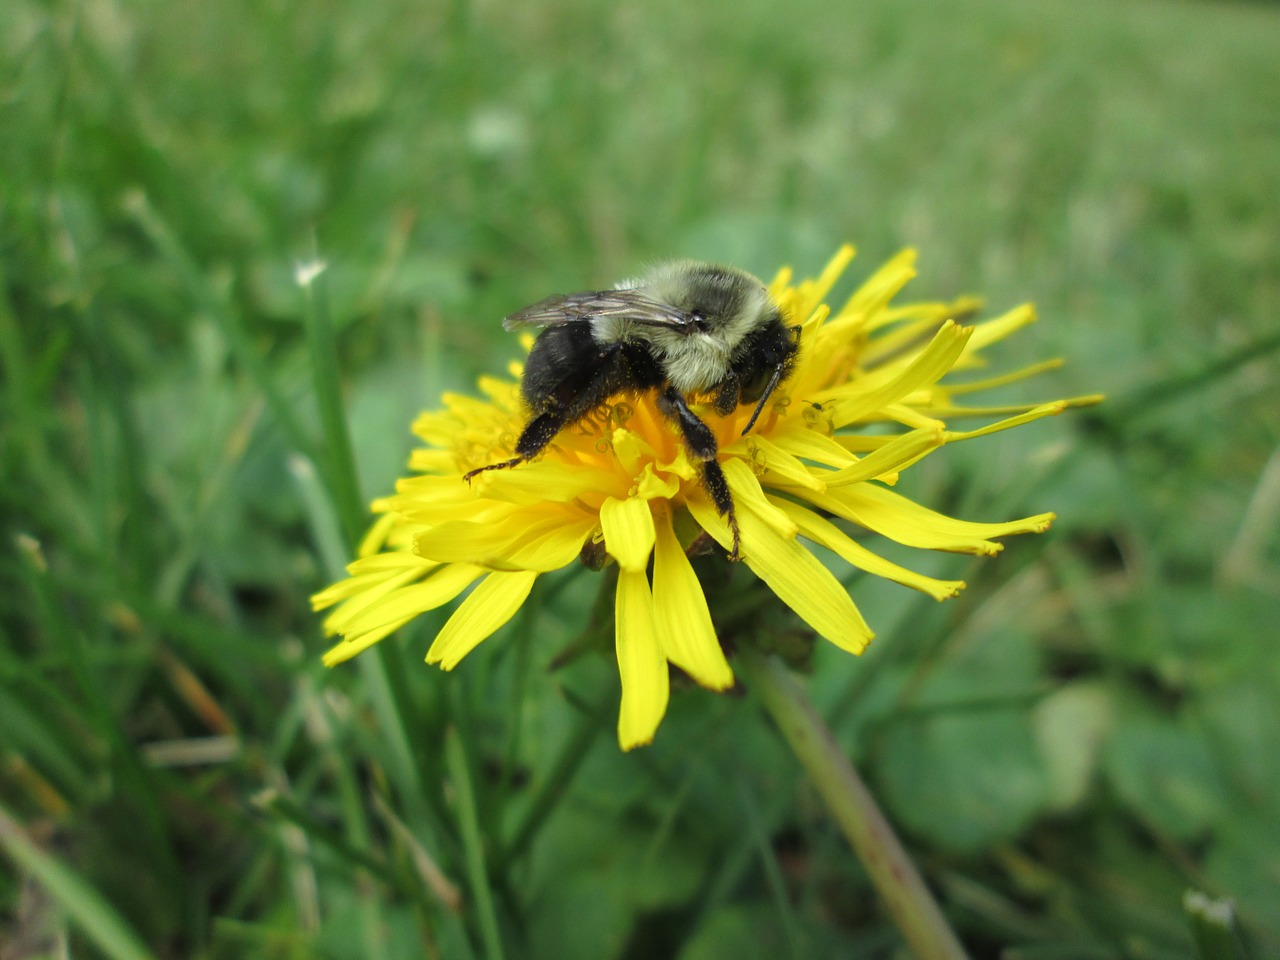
[590,315,640,345]
[658,333,733,394]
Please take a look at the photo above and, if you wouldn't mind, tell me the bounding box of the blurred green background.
[2,0,1278,956]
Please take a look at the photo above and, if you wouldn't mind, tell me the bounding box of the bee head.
[642,262,776,345]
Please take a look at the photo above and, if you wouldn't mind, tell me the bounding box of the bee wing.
[502,290,695,332]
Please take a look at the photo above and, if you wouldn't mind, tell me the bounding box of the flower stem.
[737,644,970,960]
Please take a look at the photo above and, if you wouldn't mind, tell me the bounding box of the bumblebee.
[464,261,800,560]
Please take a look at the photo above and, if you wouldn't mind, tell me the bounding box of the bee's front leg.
[657,386,742,561]
[463,408,567,483]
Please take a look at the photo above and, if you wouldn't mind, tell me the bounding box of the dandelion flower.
[313,246,1100,749]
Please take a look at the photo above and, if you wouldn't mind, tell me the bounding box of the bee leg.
[514,410,568,459]
[462,456,524,483]
[711,376,740,417]
[701,459,742,561]
[462,410,565,483]
[657,386,717,459]
[658,387,742,561]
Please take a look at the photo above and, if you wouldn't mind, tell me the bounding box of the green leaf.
[524,794,710,960]
[1033,681,1113,812]
[1103,696,1231,839]
[677,904,794,960]
[1204,814,1280,944]
[876,626,1052,852]
[878,708,1050,853]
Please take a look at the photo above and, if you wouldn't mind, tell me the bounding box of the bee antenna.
[740,362,786,436]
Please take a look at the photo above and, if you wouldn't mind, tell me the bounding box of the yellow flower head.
[313,246,1100,749]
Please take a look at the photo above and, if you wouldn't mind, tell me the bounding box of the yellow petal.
[824,321,973,429]
[342,552,441,576]
[798,302,831,341]
[722,459,798,539]
[612,426,659,474]
[773,246,852,325]
[873,403,948,430]
[730,434,824,491]
[802,243,857,312]
[615,569,669,750]
[825,248,917,338]
[600,497,657,572]
[813,482,1054,555]
[846,315,940,369]
[325,563,483,636]
[502,517,598,571]
[356,512,399,557]
[426,570,539,669]
[393,495,513,529]
[655,443,699,483]
[466,460,626,504]
[686,496,872,655]
[943,401,1075,439]
[769,497,965,601]
[960,303,1036,356]
[322,614,417,666]
[686,493,733,548]
[767,264,794,297]
[394,474,479,504]
[876,295,983,332]
[312,555,438,613]
[477,374,523,403]
[634,463,682,500]
[651,505,733,690]
[832,433,920,454]
[822,428,946,487]
[414,512,589,571]
[412,517,524,560]
[940,358,1065,396]
[767,424,858,469]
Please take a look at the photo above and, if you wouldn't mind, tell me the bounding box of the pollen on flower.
[313,245,1101,750]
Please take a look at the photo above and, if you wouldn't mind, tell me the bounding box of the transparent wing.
[502,289,695,332]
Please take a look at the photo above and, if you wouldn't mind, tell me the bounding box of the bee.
[464,261,800,560]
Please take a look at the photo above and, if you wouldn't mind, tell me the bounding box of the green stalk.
[299,256,364,549]
[299,256,449,950]
[297,261,439,816]
[1184,891,1251,960]
[445,729,507,960]
[293,453,439,830]
[736,644,970,960]
[1101,328,1280,427]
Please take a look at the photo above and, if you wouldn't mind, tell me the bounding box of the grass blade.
[445,727,507,960]
[0,806,160,960]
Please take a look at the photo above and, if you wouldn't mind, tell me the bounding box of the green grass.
[2,0,1278,956]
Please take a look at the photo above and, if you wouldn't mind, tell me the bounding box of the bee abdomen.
[522,323,664,422]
